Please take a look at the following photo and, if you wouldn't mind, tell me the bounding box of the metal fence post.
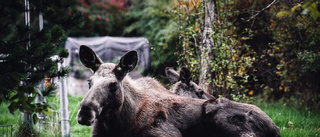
[59,62,70,137]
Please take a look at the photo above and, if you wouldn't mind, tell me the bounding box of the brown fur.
[77,45,209,137]
[77,45,280,137]
[203,98,281,137]
[165,67,214,100]
[166,67,280,137]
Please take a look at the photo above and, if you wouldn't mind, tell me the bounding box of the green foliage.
[264,0,320,107]
[0,103,21,129]
[66,0,180,80]
[176,0,256,100]
[297,51,320,72]
[14,121,40,137]
[68,95,91,136]
[0,0,80,125]
[274,0,320,72]
[69,0,128,37]
[0,97,62,137]
[225,0,320,108]
[124,0,179,80]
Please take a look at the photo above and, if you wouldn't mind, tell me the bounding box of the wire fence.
[0,96,89,137]
[37,111,61,136]
[0,124,12,137]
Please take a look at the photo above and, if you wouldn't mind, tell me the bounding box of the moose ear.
[203,99,221,124]
[79,45,103,72]
[203,99,220,115]
[165,67,180,84]
[114,50,138,80]
[180,66,191,84]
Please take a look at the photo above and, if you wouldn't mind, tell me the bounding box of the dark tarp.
[64,36,151,73]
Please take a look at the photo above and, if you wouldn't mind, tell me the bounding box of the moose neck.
[108,76,143,131]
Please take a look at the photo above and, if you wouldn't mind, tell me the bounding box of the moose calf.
[166,66,280,137]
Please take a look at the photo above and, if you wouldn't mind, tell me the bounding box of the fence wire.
[0,125,12,137]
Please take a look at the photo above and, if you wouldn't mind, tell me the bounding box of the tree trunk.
[199,0,215,94]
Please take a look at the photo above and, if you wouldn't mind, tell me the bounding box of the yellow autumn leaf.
[291,4,301,12]
[277,11,289,18]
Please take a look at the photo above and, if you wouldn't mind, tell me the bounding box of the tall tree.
[0,0,80,129]
[198,0,215,93]
[177,0,256,100]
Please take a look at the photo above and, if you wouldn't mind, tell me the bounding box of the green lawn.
[255,99,320,137]
[0,95,91,137]
[0,103,20,137]
[1,95,319,137]
[67,95,91,137]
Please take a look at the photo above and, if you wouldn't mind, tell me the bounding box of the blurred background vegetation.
[63,0,320,109]
[173,0,320,109]
[0,0,319,136]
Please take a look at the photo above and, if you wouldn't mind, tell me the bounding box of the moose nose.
[77,105,96,126]
[77,115,94,126]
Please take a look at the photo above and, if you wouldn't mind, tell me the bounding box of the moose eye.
[109,82,117,91]
[87,79,92,89]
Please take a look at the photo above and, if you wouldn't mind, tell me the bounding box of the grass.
[0,103,20,137]
[255,99,320,137]
[1,95,320,137]
[67,95,91,137]
[0,94,91,137]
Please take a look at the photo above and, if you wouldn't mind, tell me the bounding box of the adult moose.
[77,45,280,137]
[165,67,214,100]
[77,45,210,137]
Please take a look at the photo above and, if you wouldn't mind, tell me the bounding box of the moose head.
[76,45,138,126]
[165,66,214,100]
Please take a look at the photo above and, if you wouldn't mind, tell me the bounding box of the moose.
[77,45,211,137]
[166,66,280,136]
[165,67,215,100]
[76,45,280,137]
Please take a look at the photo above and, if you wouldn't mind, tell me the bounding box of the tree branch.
[244,0,279,22]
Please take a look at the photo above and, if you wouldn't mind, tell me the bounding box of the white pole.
[59,62,70,137]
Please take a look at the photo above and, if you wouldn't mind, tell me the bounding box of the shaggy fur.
[203,98,281,137]
[77,45,280,137]
[166,66,280,137]
[165,67,214,100]
[77,45,210,137]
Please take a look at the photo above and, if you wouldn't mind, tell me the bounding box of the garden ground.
[0,95,319,137]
